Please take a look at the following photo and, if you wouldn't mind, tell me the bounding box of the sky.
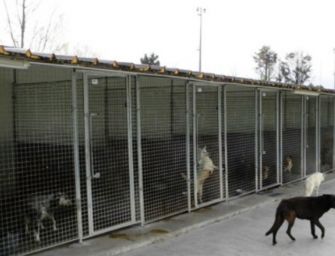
[1,0,335,88]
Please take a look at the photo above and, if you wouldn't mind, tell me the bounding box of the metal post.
[223,86,229,200]
[333,97,335,170]
[218,86,223,200]
[192,85,198,207]
[136,77,145,225]
[277,92,281,184]
[259,90,263,190]
[300,96,305,178]
[316,96,320,172]
[126,75,136,223]
[255,89,259,192]
[197,7,206,72]
[83,72,94,235]
[186,82,191,212]
[71,70,83,243]
[303,96,308,177]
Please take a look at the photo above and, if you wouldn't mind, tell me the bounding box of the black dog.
[266,194,335,245]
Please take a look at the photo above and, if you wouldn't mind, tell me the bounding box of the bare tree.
[2,0,66,52]
[279,52,312,85]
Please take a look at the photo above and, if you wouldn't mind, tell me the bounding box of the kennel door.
[192,85,222,207]
[259,90,279,190]
[83,74,135,236]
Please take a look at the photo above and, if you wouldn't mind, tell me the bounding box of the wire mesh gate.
[281,92,303,183]
[320,95,334,172]
[258,90,279,190]
[82,73,136,236]
[188,84,223,208]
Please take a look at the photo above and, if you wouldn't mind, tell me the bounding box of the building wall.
[14,65,73,145]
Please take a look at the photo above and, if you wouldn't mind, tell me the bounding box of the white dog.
[305,172,325,196]
[196,146,218,203]
[181,146,218,203]
[25,192,72,242]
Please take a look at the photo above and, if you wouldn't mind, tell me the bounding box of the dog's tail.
[265,204,284,236]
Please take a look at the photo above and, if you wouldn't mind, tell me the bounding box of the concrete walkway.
[38,172,335,256]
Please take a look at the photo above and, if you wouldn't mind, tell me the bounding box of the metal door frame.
[82,71,136,237]
[258,89,280,190]
[190,82,223,209]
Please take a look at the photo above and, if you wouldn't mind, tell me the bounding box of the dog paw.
[34,236,41,243]
[313,235,318,239]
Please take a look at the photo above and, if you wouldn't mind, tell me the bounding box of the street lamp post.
[197,7,206,72]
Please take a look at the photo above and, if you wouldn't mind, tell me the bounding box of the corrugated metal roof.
[0,45,333,94]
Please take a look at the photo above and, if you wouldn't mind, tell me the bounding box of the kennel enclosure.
[0,46,335,255]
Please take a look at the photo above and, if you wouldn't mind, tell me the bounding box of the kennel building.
[0,45,334,255]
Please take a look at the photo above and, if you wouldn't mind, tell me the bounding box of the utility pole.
[197,7,206,72]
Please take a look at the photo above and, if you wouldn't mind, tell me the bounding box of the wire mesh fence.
[320,95,334,172]
[2,63,335,255]
[226,86,256,197]
[0,65,78,255]
[282,93,303,183]
[138,77,188,222]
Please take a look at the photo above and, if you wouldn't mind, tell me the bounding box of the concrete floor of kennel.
[38,171,335,256]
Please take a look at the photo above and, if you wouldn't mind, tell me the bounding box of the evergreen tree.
[254,46,278,81]
[140,53,160,65]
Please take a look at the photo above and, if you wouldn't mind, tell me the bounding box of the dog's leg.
[34,223,41,243]
[310,220,318,239]
[285,211,296,241]
[266,211,285,245]
[305,183,311,196]
[315,185,319,196]
[314,219,325,238]
[50,214,57,231]
[198,183,203,204]
[38,219,45,230]
[25,217,29,234]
